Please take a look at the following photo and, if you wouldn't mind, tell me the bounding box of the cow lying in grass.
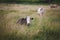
[37,7,44,16]
[50,4,58,8]
[17,16,33,26]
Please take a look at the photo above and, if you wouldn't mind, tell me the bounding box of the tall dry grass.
[0,4,60,40]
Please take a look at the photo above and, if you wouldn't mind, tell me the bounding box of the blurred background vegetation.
[0,0,60,4]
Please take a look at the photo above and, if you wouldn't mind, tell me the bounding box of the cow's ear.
[31,18,34,20]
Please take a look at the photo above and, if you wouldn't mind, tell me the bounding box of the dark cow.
[50,4,58,8]
[17,18,27,25]
[17,17,33,26]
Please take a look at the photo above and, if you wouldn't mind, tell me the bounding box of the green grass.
[0,4,60,40]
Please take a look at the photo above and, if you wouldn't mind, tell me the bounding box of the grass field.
[0,4,60,40]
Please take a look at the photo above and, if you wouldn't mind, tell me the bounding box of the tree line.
[0,0,60,4]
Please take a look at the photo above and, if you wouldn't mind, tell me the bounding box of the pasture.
[0,4,60,40]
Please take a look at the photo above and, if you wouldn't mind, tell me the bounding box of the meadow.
[0,4,60,40]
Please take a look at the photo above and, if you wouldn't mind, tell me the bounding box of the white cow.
[37,7,44,16]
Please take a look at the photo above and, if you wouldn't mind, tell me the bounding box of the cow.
[50,4,58,8]
[17,16,33,26]
[37,7,44,16]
